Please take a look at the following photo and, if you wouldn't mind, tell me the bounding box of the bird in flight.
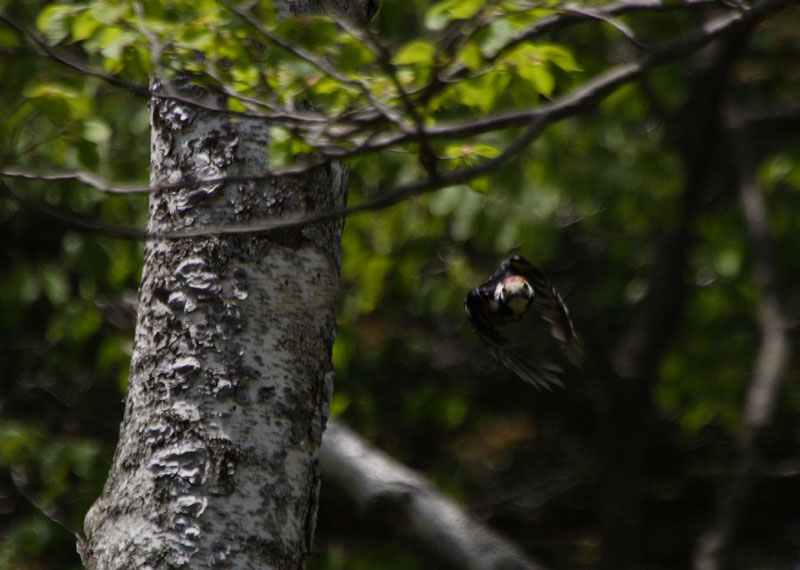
[464,255,579,390]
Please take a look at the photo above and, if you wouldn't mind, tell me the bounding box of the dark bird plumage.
[464,255,579,390]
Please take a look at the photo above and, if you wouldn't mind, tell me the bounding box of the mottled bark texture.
[83,79,347,569]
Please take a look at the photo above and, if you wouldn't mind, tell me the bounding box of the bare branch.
[0,12,150,95]
[691,106,792,570]
[493,0,738,61]
[741,105,800,148]
[9,468,83,541]
[0,169,172,195]
[320,419,548,570]
[0,113,544,241]
[598,24,763,566]
[341,19,442,177]
[556,6,648,50]
[1,180,148,240]
[433,0,502,61]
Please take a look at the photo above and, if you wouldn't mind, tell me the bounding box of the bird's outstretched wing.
[506,257,578,347]
[464,255,578,390]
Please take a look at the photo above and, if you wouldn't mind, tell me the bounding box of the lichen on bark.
[83,78,347,569]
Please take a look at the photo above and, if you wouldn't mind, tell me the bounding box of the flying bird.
[464,255,579,389]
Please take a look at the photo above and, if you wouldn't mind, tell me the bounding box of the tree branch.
[691,106,792,570]
[413,0,737,106]
[2,0,790,243]
[556,6,649,50]
[320,419,548,570]
[0,10,331,125]
[599,25,758,567]
[222,0,412,132]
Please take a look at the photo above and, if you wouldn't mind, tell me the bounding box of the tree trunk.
[82,79,347,568]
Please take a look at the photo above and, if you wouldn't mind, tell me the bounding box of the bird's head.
[494,275,534,318]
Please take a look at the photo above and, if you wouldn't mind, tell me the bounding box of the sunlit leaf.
[36,4,75,43]
[426,0,487,30]
[393,39,436,66]
[457,42,482,70]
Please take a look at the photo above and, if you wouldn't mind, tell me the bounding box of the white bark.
[83,80,347,569]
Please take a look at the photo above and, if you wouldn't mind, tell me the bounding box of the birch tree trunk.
[82,79,347,568]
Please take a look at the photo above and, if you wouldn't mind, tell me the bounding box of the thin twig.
[0,10,331,125]
[353,21,441,177]
[413,0,734,107]
[2,0,790,242]
[222,0,412,132]
[557,6,649,50]
[0,169,150,194]
[1,180,149,239]
[9,469,84,542]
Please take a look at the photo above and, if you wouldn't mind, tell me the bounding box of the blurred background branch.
[691,102,792,570]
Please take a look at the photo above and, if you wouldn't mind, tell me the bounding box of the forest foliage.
[1,0,799,568]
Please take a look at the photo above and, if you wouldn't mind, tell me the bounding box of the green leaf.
[78,139,101,169]
[90,2,129,25]
[0,424,42,465]
[456,72,509,112]
[474,144,500,158]
[23,82,78,100]
[36,4,75,44]
[537,44,581,72]
[442,143,500,167]
[393,40,436,66]
[96,26,138,60]
[505,43,581,98]
[12,269,42,305]
[445,0,485,19]
[517,65,554,97]
[337,36,375,71]
[468,175,490,194]
[71,307,102,341]
[359,256,393,312]
[68,441,102,479]
[479,18,514,56]
[759,152,800,191]
[457,42,482,71]
[601,83,647,120]
[0,27,20,47]
[443,144,468,159]
[426,0,486,30]
[429,185,470,216]
[71,10,101,42]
